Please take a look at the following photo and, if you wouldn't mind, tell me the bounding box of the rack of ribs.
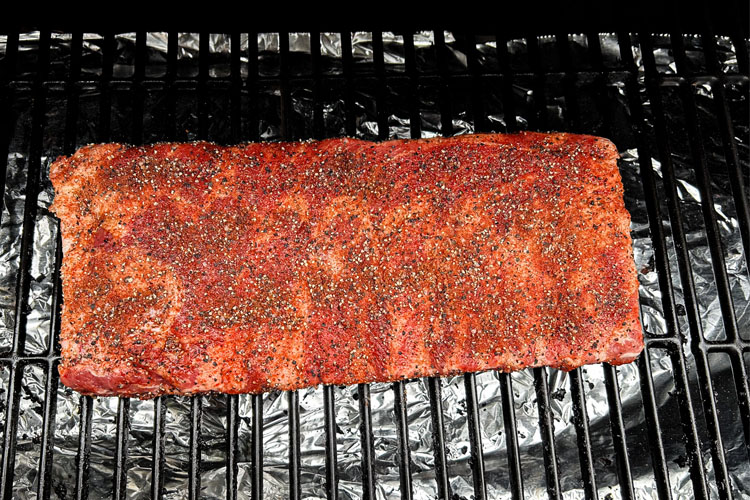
[50,132,643,398]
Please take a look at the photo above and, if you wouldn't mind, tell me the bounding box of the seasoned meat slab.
[50,133,643,398]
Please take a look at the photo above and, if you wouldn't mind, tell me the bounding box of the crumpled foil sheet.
[0,31,748,499]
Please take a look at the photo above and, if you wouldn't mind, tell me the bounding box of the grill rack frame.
[0,24,747,500]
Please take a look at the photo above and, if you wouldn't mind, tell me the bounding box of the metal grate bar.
[430,32,458,498]
[372,31,388,140]
[277,35,304,500]
[340,32,356,137]
[226,31,243,500]
[618,31,711,498]
[358,384,377,500]
[131,31,146,144]
[113,398,131,500]
[197,31,210,140]
[639,32,732,498]
[602,365,635,499]
[392,33,419,500]
[63,32,83,156]
[230,31,242,143]
[402,31,421,138]
[585,32,615,139]
[636,351,673,500]
[392,381,413,500]
[463,33,487,133]
[151,396,167,500]
[36,234,63,500]
[111,31,149,500]
[323,385,339,500]
[279,31,292,139]
[288,391,301,500]
[165,31,178,141]
[555,33,581,132]
[34,29,78,499]
[189,396,203,500]
[493,30,531,499]
[97,32,114,142]
[0,30,18,203]
[568,369,598,500]
[227,394,239,500]
[251,394,264,500]
[36,359,59,500]
[11,28,48,355]
[494,33,517,133]
[427,377,451,500]
[532,368,562,500]
[0,364,23,500]
[433,30,454,137]
[74,396,94,500]
[247,31,259,142]
[463,373,487,500]
[498,373,524,500]
[0,29,50,499]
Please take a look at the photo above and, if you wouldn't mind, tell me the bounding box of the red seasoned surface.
[50,133,643,398]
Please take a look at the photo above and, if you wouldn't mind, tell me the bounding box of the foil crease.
[0,31,747,499]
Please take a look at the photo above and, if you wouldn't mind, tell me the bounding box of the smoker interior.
[0,25,748,500]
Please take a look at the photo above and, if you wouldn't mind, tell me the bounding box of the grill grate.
[0,24,748,500]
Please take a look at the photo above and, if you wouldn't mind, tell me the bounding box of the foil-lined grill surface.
[0,31,747,499]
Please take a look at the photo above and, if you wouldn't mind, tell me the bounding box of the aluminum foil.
[0,31,748,499]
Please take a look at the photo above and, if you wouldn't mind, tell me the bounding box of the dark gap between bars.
[618,30,712,499]
[639,31,730,498]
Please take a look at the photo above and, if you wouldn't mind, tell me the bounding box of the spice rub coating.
[50,133,643,398]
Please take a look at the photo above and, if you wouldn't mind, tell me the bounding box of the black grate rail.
[0,24,748,500]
